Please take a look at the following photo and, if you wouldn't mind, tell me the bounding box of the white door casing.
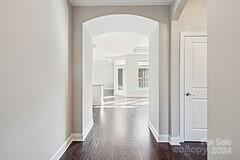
[180,32,208,142]
[114,64,126,96]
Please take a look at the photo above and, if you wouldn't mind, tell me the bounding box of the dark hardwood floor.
[60,106,207,160]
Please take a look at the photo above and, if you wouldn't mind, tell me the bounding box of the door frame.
[115,64,125,95]
[82,15,164,142]
[180,32,207,142]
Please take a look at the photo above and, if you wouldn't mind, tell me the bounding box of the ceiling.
[93,32,148,62]
[69,0,175,6]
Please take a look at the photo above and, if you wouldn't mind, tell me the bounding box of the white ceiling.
[69,0,175,6]
[84,14,156,62]
[93,32,148,61]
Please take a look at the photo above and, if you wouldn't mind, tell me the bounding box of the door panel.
[192,100,207,128]
[185,36,208,141]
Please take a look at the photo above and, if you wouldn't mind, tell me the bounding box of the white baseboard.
[148,121,181,145]
[158,135,181,145]
[71,133,83,141]
[51,121,179,160]
[50,132,85,160]
[169,136,181,145]
[50,134,77,160]
[159,134,169,143]
[148,121,160,142]
[148,121,170,143]
[83,120,94,141]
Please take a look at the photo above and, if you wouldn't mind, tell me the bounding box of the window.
[118,68,123,90]
[138,68,148,89]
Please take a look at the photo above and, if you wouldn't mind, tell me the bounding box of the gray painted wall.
[0,0,72,159]
[72,6,170,135]
[208,0,240,159]
[170,0,207,137]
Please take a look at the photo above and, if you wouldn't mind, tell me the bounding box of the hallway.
[60,106,207,160]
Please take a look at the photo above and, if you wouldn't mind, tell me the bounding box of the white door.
[184,36,208,141]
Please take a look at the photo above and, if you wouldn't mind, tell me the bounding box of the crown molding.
[170,0,187,20]
[69,0,174,6]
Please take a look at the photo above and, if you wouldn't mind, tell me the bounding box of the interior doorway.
[92,31,150,108]
[81,14,160,141]
[180,32,208,142]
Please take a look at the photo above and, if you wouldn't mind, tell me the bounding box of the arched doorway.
[81,14,160,141]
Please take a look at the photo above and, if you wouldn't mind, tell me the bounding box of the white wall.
[170,0,207,137]
[149,26,160,135]
[0,0,72,159]
[82,26,94,136]
[208,0,240,159]
[113,54,149,97]
[93,62,114,88]
[126,54,149,97]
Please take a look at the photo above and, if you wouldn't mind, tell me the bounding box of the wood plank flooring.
[60,99,207,160]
